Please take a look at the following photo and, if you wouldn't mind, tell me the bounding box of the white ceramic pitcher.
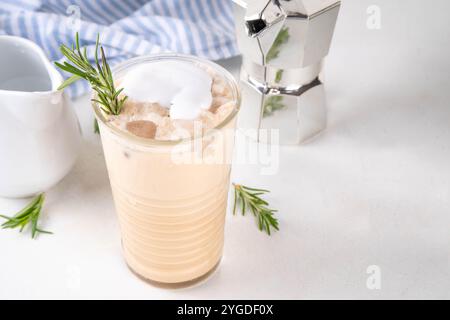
[0,36,81,198]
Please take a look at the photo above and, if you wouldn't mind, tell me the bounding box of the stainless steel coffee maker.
[233,0,341,144]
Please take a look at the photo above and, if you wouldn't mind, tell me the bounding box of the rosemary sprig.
[233,184,279,235]
[0,193,52,239]
[55,32,127,115]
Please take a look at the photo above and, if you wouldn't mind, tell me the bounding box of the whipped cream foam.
[120,61,213,120]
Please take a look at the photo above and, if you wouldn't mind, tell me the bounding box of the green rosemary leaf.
[58,75,82,90]
[83,46,88,61]
[31,209,38,239]
[35,228,53,235]
[91,98,104,107]
[95,91,109,107]
[94,34,100,66]
[54,61,84,78]
[241,192,246,216]
[241,185,270,193]
[113,87,124,100]
[75,32,82,58]
[119,95,128,108]
[233,187,238,215]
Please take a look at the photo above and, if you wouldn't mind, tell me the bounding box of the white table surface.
[1,0,449,299]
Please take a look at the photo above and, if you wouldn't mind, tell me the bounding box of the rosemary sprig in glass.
[0,193,52,239]
[55,32,127,116]
[233,184,279,235]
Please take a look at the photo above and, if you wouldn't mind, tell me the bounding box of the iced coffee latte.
[93,55,240,285]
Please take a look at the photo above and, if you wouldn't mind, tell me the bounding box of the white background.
[1,0,449,299]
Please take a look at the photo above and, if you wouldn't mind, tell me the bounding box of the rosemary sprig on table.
[233,184,279,235]
[55,32,127,115]
[0,193,52,239]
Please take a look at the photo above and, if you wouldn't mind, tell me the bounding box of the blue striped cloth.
[0,0,238,97]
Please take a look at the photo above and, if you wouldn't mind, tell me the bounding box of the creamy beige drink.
[93,55,240,285]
